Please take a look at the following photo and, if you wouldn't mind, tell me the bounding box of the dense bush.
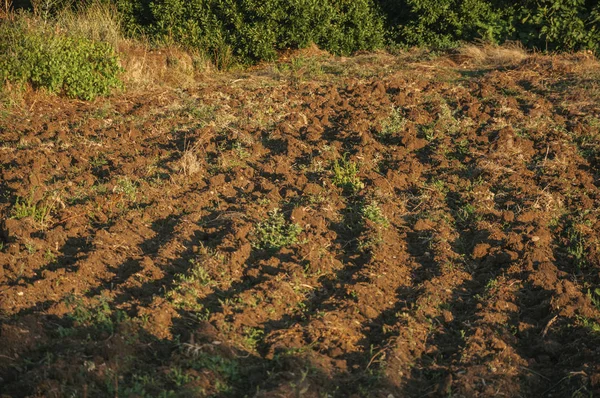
[8,0,600,77]
[378,0,515,49]
[114,0,385,64]
[377,0,600,54]
[516,0,600,53]
[0,17,122,100]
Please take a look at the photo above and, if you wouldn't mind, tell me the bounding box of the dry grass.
[0,0,12,20]
[0,0,212,91]
[119,42,212,89]
[177,144,204,177]
[55,2,122,49]
[52,1,213,89]
[456,42,529,67]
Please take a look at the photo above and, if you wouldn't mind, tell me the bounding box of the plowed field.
[1,49,600,397]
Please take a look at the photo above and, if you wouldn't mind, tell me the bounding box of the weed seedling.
[361,200,389,228]
[378,106,405,139]
[12,191,55,228]
[242,327,264,351]
[252,208,302,251]
[566,224,588,269]
[115,177,138,201]
[25,242,37,254]
[44,249,57,263]
[332,154,364,194]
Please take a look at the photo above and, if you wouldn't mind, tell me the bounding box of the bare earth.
[1,49,600,397]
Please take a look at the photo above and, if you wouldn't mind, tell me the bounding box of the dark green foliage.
[113,0,154,37]
[112,0,385,65]
[378,0,515,49]
[10,0,600,66]
[0,18,122,100]
[111,0,600,64]
[376,0,600,54]
[516,0,600,53]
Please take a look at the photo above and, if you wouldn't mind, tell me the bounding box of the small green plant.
[420,123,437,141]
[179,259,213,286]
[577,315,600,335]
[378,106,405,139]
[90,155,109,168]
[44,250,57,263]
[25,242,37,254]
[115,177,138,201]
[566,222,589,269]
[167,249,222,313]
[455,203,479,226]
[242,327,264,351]
[485,278,499,293]
[64,294,126,335]
[332,154,364,194]
[231,141,250,159]
[361,200,389,228]
[12,192,54,228]
[168,367,194,387]
[357,232,384,253]
[252,208,302,251]
[587,288,600,310]
[455,139,471,159]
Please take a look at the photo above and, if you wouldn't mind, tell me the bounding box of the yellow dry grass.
[119,42,213,90]
[456,42,529,66]
[0,0,13,20]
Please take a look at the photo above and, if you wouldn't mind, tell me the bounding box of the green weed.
[231,141,250,160]
[64,294,126,335]
[168,367,195,387]
[587,288,600,310]
[332,154,364,194]
[44,249,57,263]
[252,208,302,251]
[90,155,109,168]
[25,242,37,254]
[577,315,600,335]
[166,250,221,313]
[242,327,264,351]
[115,177,138,201]
[455,203,480,226]
[565,219,592,269]
[12,192,55,228]
[378,106,405,139]
[183,260,213,286]
[361,200,389,228]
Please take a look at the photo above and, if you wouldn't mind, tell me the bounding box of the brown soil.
[1,49,600,397]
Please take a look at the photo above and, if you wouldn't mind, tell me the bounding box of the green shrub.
[113,0,154,37]
[279,0,385,57]
[115,0,384,65]
[0,17,122,100]
[377,0,600,54]
[378,0,515,49]
[516,0,600,54]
